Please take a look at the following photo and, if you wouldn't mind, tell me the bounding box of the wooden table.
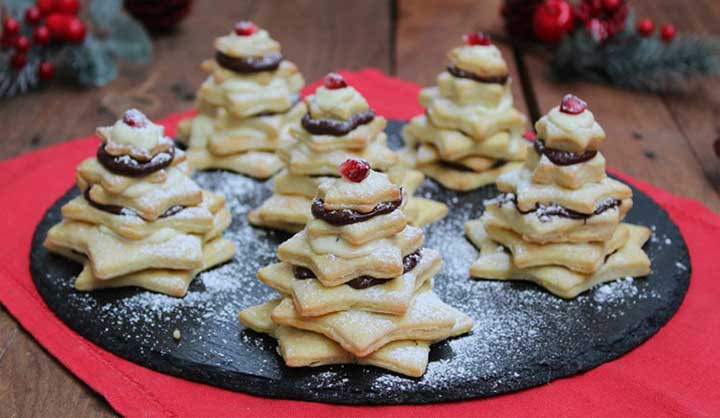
[0,1,717,415]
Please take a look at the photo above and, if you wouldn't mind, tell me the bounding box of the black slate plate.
[30,121,690,405]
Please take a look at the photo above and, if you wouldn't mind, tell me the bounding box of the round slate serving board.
[30,121,690,405]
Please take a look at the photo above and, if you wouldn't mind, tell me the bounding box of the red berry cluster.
[636,17,676,43]
[2,0,86,78]
[339,158,371,183]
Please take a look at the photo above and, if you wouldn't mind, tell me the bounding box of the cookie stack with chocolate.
[249,72,448,232]
[240,160,472,377]
[44,110,236,297]
[177,21,305,179]
[465,95,651,298]
[401,32,528,191]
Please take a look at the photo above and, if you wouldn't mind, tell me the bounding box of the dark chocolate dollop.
[311,194,402,226]
[214,51,282,73]
[97,144,174,177]
[534,139,598,166]
[301,109,375,136]
[447,65,509,84]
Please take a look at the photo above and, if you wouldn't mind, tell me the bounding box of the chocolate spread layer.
[534,139,598,166]
[215,51,282,73]
[301,109,375,136]
[439,159,508,172]
[83,189,184,219]
[97,144,174,177]
[447,65,509,84]
[311,194,402,226]
[496,192,620,222]
[292,249,423,290]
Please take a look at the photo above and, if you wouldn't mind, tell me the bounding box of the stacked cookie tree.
[240,159,472,377]
[250,72,447,232]
[465,95,651,298]
[177,21,305,179]
[44,110,236,297]
[401,32,528,191]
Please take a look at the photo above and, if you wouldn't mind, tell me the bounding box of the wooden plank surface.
[0,1,393,417]
[1,0,719,416]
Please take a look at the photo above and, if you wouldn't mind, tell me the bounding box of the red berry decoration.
[3,18,20,37]
[533,0,574,44]
[323,72,347,89]
[25,6,42,24]
[123,109,150,128]
[339,158,371,183]
[522,130,538,141]
[560,94,587,114]
[13,36,30,53]
[55,0,80,15]
[45,13,68,40]
[636,17,654,37]
[33,26,51,45]
[37,0,57,15]
[10,53,27,70]
[38,61,54,79]
[660,24,676,43]
[64,16,86,43]
[464,32,492,46]
[234,21,257,36]
[602,0,621,12]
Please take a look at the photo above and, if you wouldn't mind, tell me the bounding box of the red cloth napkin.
[1,70,719,418]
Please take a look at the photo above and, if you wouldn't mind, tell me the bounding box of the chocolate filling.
[301,109,375,136]
[447,65,509,84]
[83,189,184,219]
[97,144,175,177]
[496,192,620,222]
[311,194,403,226]
[439,159,508,172]
[214,51,282,73]
[534,139,597,166]
[292,249,423,289]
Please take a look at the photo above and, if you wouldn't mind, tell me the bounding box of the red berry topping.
[560,94,587,114]
[64,17,86,43]
[10,53,27,70]
[522,130,537,141]
[33,26,50,45]
[660,23,676,42]
[37,0,57,15]
[636,17,654,36]
[122,109,150,128]
[45,13,68,39]
[25,6,42,24]
[234,21,257,36]
[464,32,492,46]
[38,61,54,79]
[323,72,347,89]
[55,0,80,15]
[339,158,371,182]
[3,18,20,37]
[14,36,30,53]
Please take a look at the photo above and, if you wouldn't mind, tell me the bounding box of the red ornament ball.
[234,21,257,36]
[587,18,609,43]
[323,72,347,90]
[37,0,57,15]
[3,18,20,37]
[55,0,80,15]
[25,6,42,24]
[602,0,621,12]
[14,36,30,53]
[38,61,54,79]
[533,0,575,44]
[339,158,371,183]
[64,16,86,43]
[123,109,150,128]
[10,53,27,70]
[45,13,68,39]
[464,32,492,46]
[560,94,587,114]
[660,24,676,42]
[636,17,654,37]
[33,26,51,45]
